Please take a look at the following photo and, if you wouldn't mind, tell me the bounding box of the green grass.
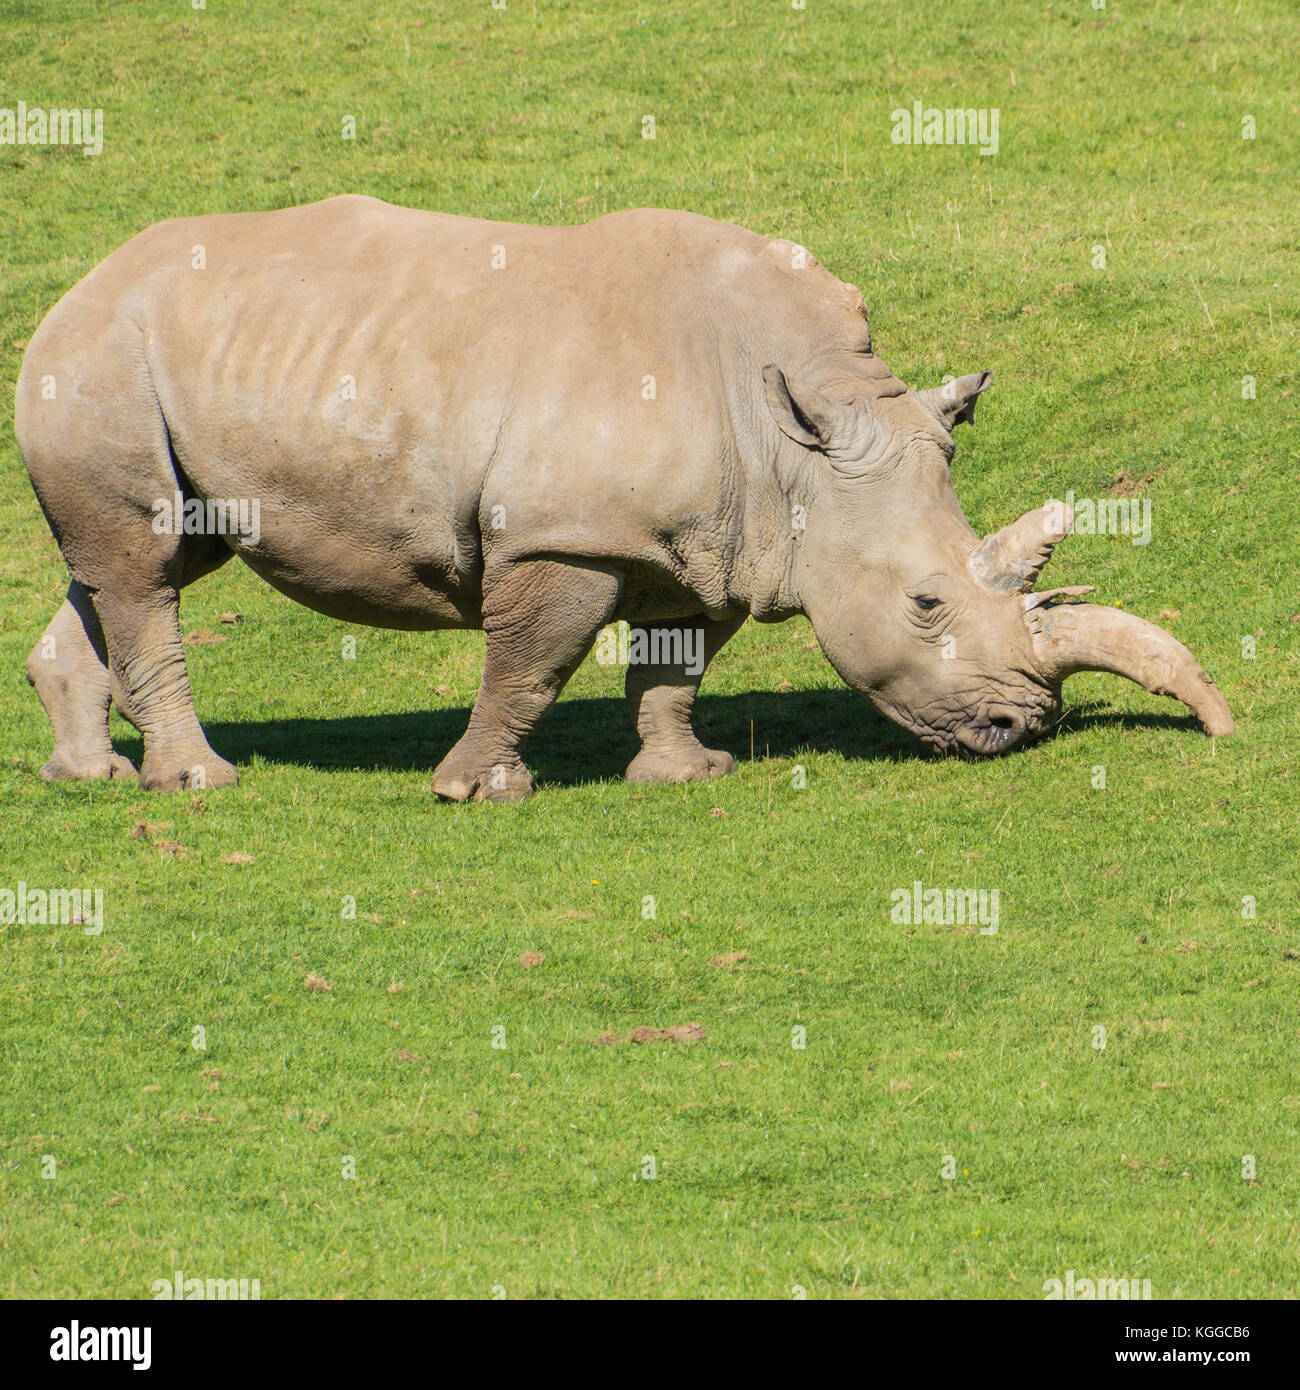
[1,0,1297,1299]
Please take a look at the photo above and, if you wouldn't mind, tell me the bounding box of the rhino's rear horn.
[1028,601,1234,737]
[970,501,1073,593]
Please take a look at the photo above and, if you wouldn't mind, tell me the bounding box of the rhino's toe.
[627,744,736,786]
[473,766,535,803]
[433,754,534,803]
[40,749,138,783]
[139,754,238,793]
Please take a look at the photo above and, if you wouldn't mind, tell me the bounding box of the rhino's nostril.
[954,714,1022,756]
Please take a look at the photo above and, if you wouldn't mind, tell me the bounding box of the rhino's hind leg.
[433,559,623,803]
[19,300,240,793]
[625,613,746,786]
[93,580,239,794]
[26,581,137,783]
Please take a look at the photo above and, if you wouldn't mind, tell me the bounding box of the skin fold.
[15,196,1232,800]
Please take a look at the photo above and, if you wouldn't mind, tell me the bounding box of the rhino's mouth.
[952,717,1022,757]
[878,687,1060,758]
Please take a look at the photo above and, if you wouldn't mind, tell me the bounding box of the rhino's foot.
[626,743,736,786]
[138,752,239,794]
[432,751,535,803]
[40,749,138,783]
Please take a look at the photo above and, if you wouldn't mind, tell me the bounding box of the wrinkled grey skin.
[16,197,1231,799]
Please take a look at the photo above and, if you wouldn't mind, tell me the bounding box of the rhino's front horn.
[970,501,1074,593]
[1027,601,1234,737]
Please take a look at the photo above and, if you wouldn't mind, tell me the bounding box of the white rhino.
[16,196,1232,799]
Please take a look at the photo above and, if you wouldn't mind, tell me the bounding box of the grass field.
[1,0,1297,1299]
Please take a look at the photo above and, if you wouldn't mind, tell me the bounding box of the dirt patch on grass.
[129,820,187,858]
[592,1022,705,1046]
[1110,467,1162,497]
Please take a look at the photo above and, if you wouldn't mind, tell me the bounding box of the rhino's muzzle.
[899,692,1057,759]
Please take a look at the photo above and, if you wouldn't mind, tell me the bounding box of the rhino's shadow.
[114,691,1199,788]
[194,688,916,787]
[1056,702,1197,739]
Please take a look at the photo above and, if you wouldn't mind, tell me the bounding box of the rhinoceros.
[16,196,1232,799]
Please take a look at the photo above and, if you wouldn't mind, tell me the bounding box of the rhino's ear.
[919,370,993,432]
[762,364,847,450]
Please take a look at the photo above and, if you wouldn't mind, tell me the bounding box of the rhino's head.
[764,359,1233,755]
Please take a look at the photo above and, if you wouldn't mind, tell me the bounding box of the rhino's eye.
[911,595,941,614]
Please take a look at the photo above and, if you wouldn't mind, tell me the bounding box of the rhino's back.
[20,196,872,624]
[102,195,868,486]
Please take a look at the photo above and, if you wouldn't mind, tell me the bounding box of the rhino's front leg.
[433,559,623,802]
[625,613,746,786]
